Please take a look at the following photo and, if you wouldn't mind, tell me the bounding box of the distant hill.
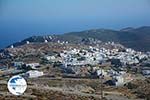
[9,26,150,52]
[64,26,150,51]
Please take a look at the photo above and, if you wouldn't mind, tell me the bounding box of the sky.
[0,0,150,48]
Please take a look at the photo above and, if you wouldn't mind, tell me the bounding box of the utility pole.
[97,62,104,100]
[100,66,103,100]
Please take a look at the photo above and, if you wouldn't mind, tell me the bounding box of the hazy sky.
[0,0,150,48]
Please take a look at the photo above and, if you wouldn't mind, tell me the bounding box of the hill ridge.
[8,26,150,52]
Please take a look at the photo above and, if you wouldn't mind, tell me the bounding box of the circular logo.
[7,75,27,95]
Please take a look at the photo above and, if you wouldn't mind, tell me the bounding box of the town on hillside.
[0,39,150,100]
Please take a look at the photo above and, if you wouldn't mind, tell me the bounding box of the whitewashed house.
[45,55,56,61]
[11,45,14,48]
[115,75,124,86]
[45,39,48,43]
[96,69,107,77]
[26,63,40,69]
[26,70,44,78]
[26,41,30,44]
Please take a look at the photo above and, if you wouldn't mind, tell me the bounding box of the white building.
[26,70,44,78]
[45,40,48,43]
[97,69,107,76]
[11,45,14,48]
[114,75,124,86]
[45,55,55,61]
[26,63,40,69]
[26,41,30,44]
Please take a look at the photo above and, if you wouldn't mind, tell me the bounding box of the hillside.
[9,26,150,52]
[65,26,150,51]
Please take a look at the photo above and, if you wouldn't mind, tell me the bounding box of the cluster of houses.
[13,62,40,69]
[1,41,150,84]
[12,62,44,78]
[44,46,150,79]
[96,68,133,86]
[45,46,149,68]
